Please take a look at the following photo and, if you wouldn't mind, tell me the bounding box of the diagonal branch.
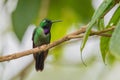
[0,26,115,62]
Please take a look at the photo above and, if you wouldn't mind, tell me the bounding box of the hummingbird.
[32,19,61,71]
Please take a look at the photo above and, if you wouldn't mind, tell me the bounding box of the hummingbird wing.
[32,28,37,48]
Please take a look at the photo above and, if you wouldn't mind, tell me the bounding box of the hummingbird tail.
[34,51,48,71]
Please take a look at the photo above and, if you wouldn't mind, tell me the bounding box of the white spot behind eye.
[43,20,46,23]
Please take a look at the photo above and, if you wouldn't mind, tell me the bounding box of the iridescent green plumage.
[32,19,61,71]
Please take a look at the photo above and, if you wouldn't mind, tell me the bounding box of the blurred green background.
[0,0,120,80]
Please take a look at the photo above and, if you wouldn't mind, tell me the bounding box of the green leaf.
[12,0,41,41]
[106,52,116,65]
[100,37,110,62]
[107,6,120,26]
[81,0,116,52]
[97,18,105,30]
[110,20,120,59]
[100,6,120,62]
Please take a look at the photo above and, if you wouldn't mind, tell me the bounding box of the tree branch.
[0,26,115,62]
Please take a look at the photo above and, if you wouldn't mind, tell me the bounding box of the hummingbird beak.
[52,20,62,23]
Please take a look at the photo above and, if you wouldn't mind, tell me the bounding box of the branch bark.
[0,26,115,62]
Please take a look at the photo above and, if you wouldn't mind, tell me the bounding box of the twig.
[68,26,114,39]
[0,26,115,62]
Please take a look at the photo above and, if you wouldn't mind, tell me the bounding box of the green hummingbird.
[32,19,61,71]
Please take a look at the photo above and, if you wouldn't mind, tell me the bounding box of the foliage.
[80,0,120,63]
[100,5,120,63]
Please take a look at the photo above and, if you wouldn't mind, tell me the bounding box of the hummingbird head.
[40,19,62,34]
